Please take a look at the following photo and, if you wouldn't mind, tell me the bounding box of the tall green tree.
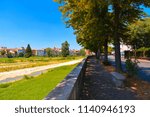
[126,18,150,49]
[46,48,54,57]
[54,0,150,72]
[110,0,150,71]
[61,41,70,57]
[124,18,150,58]
[79,48,86,56]
[25,44,32,58]
[56,0,110,59]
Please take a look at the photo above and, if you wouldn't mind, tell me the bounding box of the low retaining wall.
[44,57,87,100]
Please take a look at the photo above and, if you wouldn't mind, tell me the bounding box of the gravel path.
[0,59,83,83]
[80,57,139,100]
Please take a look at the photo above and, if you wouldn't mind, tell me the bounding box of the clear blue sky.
[0,0,79,49]
[0,0,150,49]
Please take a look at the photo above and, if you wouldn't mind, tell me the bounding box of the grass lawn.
[0,64,77,100]
[0,56,83,72]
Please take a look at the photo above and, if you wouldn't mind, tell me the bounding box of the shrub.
[125,59,139,76]
[146,49,150,57]
[7,52,13,58]
[18,52,24,57]
[136,51,142,58]
[102,61,111,66]
[0,83,11,88]
[24,75,31,80]
[124,51,131,59]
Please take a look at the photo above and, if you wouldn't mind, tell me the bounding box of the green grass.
[0,64,77,100]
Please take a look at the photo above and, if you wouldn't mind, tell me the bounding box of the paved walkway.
[0,59,83,83]
[80,57,139,100]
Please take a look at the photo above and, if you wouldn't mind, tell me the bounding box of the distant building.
[32,49,37,56]
[120,44,131,52]
[17,47,25,54]
[70,49,79,55]
[51,47,61,56]
[1,47,25,57]
[53,47,61,52]
[85,49,92,55]
[0,47,7,50]
[4,48,17,57]
[0,47,7,52]
[120,44,132,57]
[9,49,16,54]
[111,44,132,57]
[36,49,45,56]
[31,49,46,56]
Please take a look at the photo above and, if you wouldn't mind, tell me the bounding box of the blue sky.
[0,0,150,49]
[0,0,78,49]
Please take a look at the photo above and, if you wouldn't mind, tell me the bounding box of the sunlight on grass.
[0,64,77,100]
[0,56,84,72]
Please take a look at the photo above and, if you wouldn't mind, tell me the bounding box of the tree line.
[54,0,150,72]
[124,18,150,59]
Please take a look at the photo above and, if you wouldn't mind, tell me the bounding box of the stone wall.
[44,57,87,100]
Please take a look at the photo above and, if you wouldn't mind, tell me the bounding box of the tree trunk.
[134,50,137,59]
[143,51,146,58]
[104,38,108,62]
[95,51,98,59]
[113,2,122,72]
[114,38,122,72]
[97,47,101,59]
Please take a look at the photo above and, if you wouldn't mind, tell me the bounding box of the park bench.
[111,72,125,87]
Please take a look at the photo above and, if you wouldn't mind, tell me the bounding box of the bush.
[136,51,142,58]
[124,51,132,59]
[25,53,32,58]
[7,52,13,58]
[125,48,150,58]
[0,83,11,88]
[102,61,111,66]
[125,59,139,76]
[18,52,24,57]
[24,75,31,80]
[146,49,150,57]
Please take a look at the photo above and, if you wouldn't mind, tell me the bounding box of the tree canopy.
[54,0,150,71]
[126,18,150,49]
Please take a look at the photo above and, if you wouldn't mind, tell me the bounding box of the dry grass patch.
[0,56,84,72]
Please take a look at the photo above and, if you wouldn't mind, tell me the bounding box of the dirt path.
[0,59,83,83]
[80,57,139,100]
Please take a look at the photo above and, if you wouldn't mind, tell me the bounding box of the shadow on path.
[80,56,139,100]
